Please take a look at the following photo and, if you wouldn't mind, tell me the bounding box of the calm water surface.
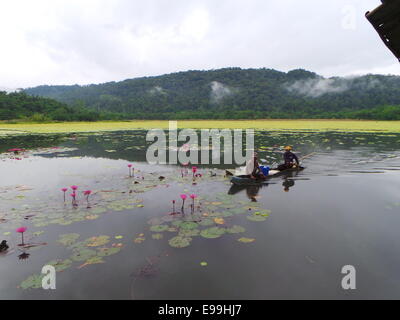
[0,130,400,299]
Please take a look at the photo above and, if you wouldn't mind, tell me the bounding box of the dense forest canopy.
[5,68,400,120]
[0,91,117,121]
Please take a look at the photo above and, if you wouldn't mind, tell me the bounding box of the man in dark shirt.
[278,146,299,171]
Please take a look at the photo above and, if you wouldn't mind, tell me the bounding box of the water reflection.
[228,183,265,202]
[1,130,400,299]
[282,178,295,192]
[17,250,30,261]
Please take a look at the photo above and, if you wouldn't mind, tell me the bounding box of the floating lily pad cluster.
[147,192,271,248]
[20,233,123,289]
[0,174,168,234]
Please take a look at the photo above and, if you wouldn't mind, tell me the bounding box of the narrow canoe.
[229,167,305,185]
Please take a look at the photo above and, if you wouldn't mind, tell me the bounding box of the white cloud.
[0,0,398,88]
[285,76,382,97]
[210,81,235,103]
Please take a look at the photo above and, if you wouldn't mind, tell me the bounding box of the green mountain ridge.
[14,67,400,120]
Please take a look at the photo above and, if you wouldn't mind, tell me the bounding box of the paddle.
[299,152,317,161]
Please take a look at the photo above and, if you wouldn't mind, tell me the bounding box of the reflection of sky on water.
[0,130,400,299]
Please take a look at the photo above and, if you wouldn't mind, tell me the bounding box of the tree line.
[2,67,400,121]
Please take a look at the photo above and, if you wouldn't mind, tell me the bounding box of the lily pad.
[247,215,267,222]
[85,215,99,220]
[198,218,214,226]
[226,225,246,234]
[179,229,200,237]
[238,237,255,243]
[200,227,226,239]
[168,236,192,248]
[213,218,225,225]
[86,236,110,247]
[179,221,199,230]
[71,248,97,262]
[46,259,73,272]
[58,233,80,246]
[78,256,105,268]
[19,274,44,290]
[97,247,121,257]
[150,225,169,232]
[152,233,164,240]
[134,236,145,244]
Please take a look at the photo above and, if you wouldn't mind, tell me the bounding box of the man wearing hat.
[278,146,299,171]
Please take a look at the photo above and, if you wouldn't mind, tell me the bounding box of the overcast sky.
[0,0,398,89]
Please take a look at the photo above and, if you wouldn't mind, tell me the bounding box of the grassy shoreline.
[1,119,400,134]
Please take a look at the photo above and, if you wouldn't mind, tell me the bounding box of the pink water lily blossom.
[16,227,27,233]
[71,185,78,191]
[171,200,176,214]
[180,194,187,209]
[83,190,92,208]
[70,192,78,206]
[190,194,198,212]
[61,188,68,202]
[128,164,134,177]
[16,227,27,245]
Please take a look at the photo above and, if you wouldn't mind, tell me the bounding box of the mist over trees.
[4,68,400,121]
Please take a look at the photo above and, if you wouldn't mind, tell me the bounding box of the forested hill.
[0,91,106,121]
[23,68,400,120]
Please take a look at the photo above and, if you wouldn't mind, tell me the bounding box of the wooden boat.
[228,166,305,185]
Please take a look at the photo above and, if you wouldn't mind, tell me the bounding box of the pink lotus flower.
[190,194,198,211]
[71,185,78,191]
[83,190,92,208]
[16,227,27,233]
[16,227,27,245]
[70,192,78,206]
[61,188,68,202]
[180,194,187,209]
[128,164,134,177]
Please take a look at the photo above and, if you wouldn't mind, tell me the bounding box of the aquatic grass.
[1,120,400,135]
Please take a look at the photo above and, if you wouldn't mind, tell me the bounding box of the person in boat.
[278,146,299,171]
[246,152,265,179]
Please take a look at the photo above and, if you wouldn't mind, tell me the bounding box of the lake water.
[0,130,400,299]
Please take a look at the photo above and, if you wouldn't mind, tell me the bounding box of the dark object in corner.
[366,0,400,61]
[0,240,9,252]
